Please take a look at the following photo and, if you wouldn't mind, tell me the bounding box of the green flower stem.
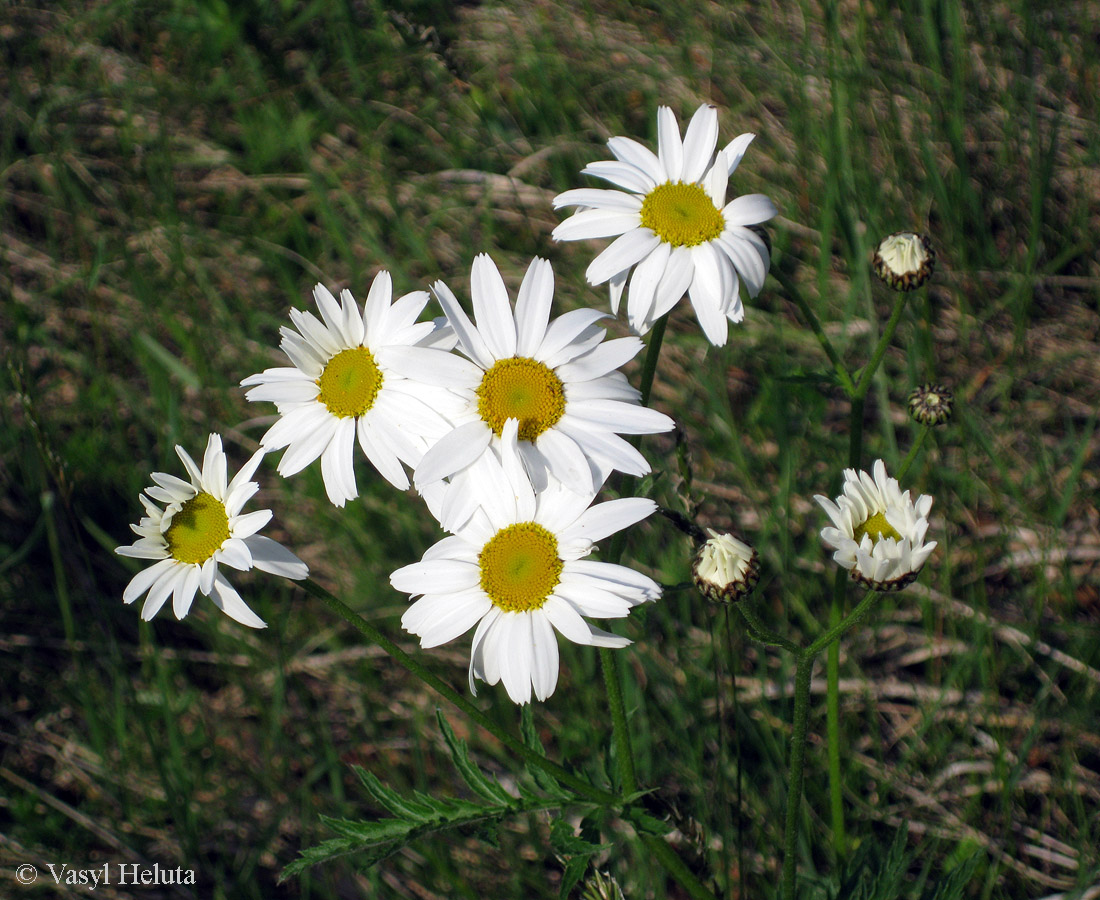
[805,589,882,658]
[825,381,867,858]
[848,394,865,463]
[639,833,720,900]
[822,292,908,861]
[853,291,909,400]
[825,570,847,859]
[736,604,802,654]
[772,266,855,395]
[637,312,668,407]
[603,312,670,792]
[780,652,815,900]
[302,578,618,807]
[896,425,930,481]
[781,589,881,900]
[599,647,638,793]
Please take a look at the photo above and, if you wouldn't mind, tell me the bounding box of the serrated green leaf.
[279,835,405,881]
[414,791,488,822]
[549,818,611,857]
[353,766,435,821]
[436,709,516,806]
[319,814,415,843]
[519,707,576,801]
[558,854,590,898]
[280,837,364,881]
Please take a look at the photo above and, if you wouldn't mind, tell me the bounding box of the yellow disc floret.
[476,357,566,441]
[317,347,383,419]
[165,492,230,565]
[853,511,902,545]
[640,181,725,247]
[478,523,563,612]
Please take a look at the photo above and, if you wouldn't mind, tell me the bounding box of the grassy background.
[2,0,1099,897]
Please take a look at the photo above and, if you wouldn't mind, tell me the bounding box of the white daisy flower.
[115,433,308,628]
[552,103,778,346]
[392,421,661,705]
[407,253,674,518]
[814,459,936,591]
[241,271,466,506]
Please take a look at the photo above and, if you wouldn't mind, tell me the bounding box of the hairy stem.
[781,652,815,900]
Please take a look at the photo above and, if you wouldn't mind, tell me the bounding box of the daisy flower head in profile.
[392,421,661,705]
[552,103,778,346]
[241,270,467,507]
[409,254,674,520]
[115,434,308,628]
[814,459,936,591]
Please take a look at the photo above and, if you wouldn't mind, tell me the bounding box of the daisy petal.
[552,188,643,212]
[471,253,517,358]
[656,105,684,182]
[415,420,492,485]
[723,193,778,226]
[514,257,555,358]
[552,208,641,242]
[208,572,267,628]
[586,229,661,287]
[680,104,719,184]
[245,535,308,580]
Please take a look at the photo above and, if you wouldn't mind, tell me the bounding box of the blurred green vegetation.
[2,0,1098,898]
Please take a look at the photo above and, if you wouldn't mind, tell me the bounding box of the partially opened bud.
[814,460,936,591]
[872,232,935,291]
[693,530,760,604]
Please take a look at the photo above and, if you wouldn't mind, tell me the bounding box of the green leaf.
[279,834,404,881]
[549,817,611,857]
[549,819,611,899]
[353,766,435,821]
[320,814,416,843]
[558,854,590,898]
[519,706,575,801]
[279,837,368,881]
[436,709,516,806]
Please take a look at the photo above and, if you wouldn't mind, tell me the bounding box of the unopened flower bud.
[693,530,760,604]
[872,232,935,291]
[907,383,954,426]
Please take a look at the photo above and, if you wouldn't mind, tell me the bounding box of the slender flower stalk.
[599,311,670,795]
[781,653,815,900]
[780,587,884,900]
[770,266,855,395]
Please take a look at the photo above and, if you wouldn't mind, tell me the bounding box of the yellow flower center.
[164,492,230,565]
[853,511,902,545]
[639,181,725,247]
[478,523,563,612]
[317,347,383,418]
[476,357,566,441]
